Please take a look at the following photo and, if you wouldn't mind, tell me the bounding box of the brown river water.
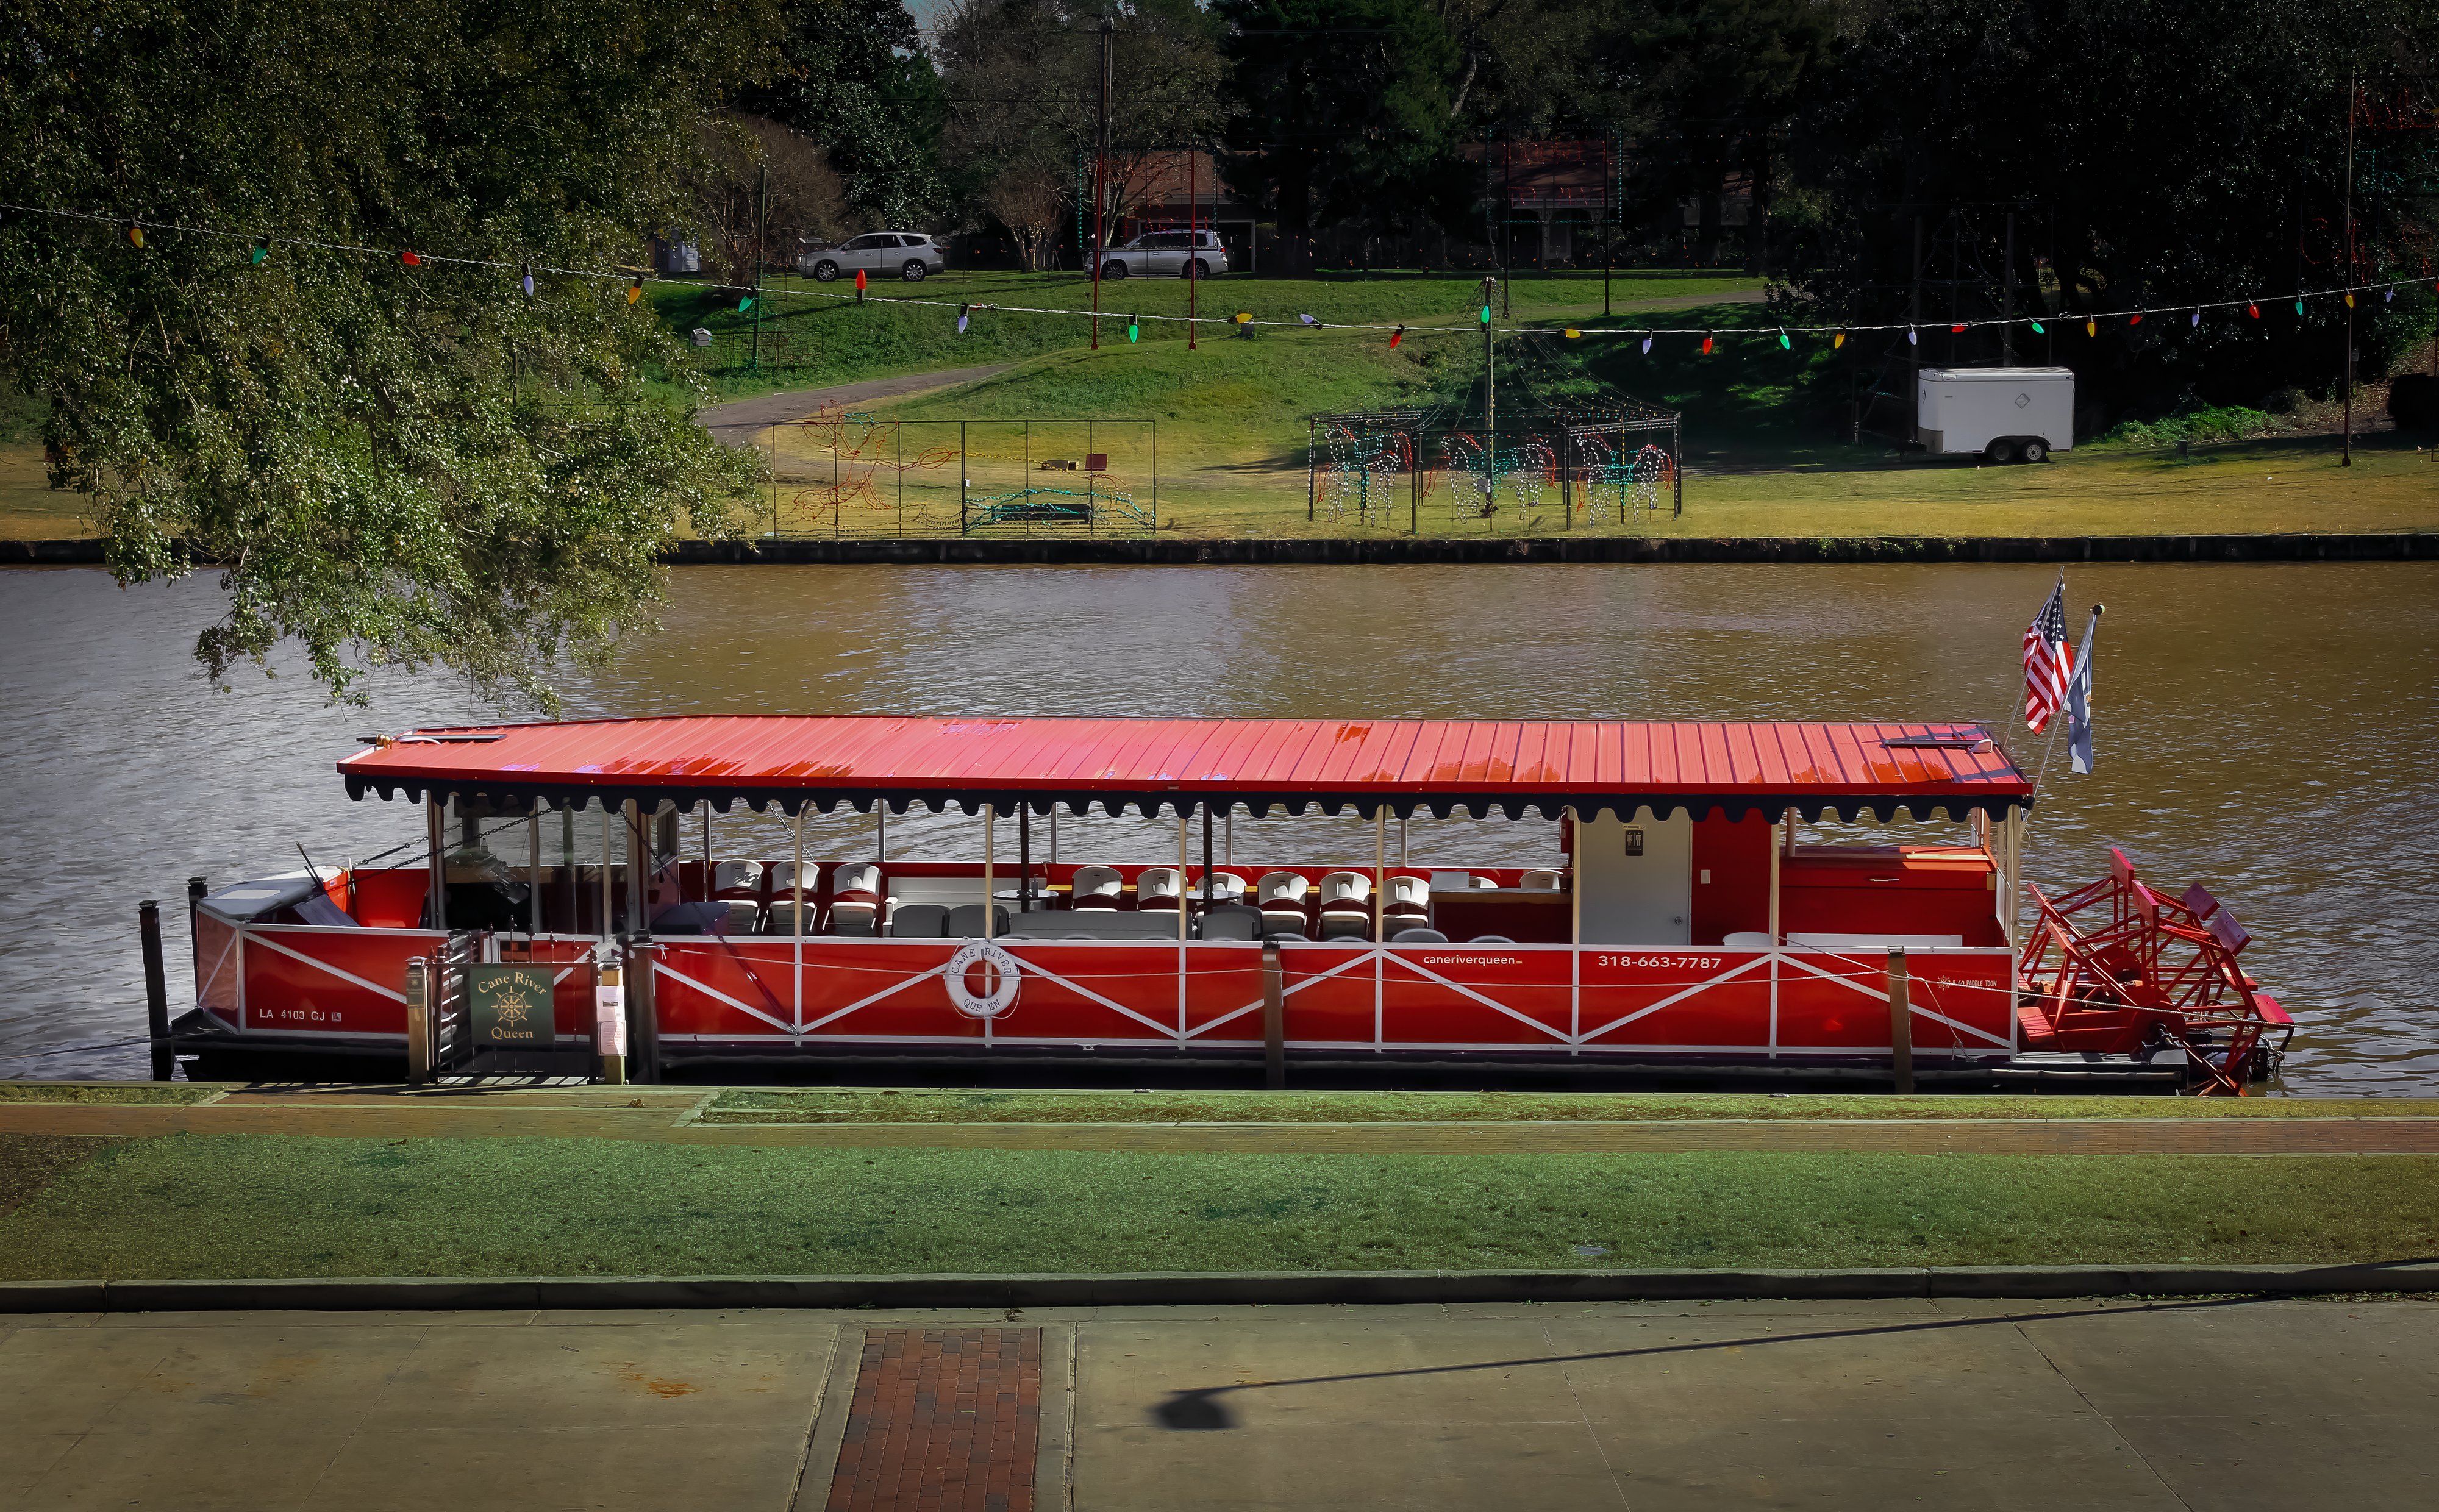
[2,561,2434,1092]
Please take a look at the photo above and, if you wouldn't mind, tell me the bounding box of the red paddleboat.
[171,715,2290,1091]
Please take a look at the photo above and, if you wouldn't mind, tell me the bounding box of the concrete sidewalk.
[4,1297,2434,1511]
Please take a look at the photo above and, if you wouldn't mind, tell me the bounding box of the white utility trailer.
[1916,366,2074,462]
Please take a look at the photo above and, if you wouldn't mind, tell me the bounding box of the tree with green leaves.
[0,0,772,709]
[1216,0,1468,272]
[1788,0,2439,413]
[748,0,950,227]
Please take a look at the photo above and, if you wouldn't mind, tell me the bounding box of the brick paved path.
[826,1329,1041,1512]
[6,1089,2439,1154]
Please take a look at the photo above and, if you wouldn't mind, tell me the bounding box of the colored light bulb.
[1833,332,1847,349]
[1388,325,1404,348]
[1778,330,1791,349]
[2029,319,2044,335]
[2085,319,2097,337]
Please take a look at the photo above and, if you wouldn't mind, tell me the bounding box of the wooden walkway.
[8,1089,2439,1154]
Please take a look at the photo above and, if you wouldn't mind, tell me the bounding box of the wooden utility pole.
[1187,146,1198,350]
[1091,16,1112,350]
[750,158,767,370]
[2342,66,2357,468]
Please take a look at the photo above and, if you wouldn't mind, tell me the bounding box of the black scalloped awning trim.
[345,776,2033,824]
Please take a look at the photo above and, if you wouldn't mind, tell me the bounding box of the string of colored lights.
[9,199,2436,346]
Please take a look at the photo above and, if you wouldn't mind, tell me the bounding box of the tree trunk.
[1744,137,1773,277]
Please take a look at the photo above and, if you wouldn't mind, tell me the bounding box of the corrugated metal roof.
[338,716,2033,821]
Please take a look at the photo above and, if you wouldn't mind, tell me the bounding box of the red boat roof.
[340,716,2033,821]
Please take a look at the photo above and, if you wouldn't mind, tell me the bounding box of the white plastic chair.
[1071,865,1124,910]
[1519,868,1563,891]
[765,860,805,895]
[1383,874,1431,928]
[1136,866,1185,910]
[1317,871,1372,915]
[1198,872,1248,906]
[712,859,763,896]
[828,861,884,933]
[1256,871,1310,933]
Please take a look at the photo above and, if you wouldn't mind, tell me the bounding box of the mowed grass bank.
[4,1132,2437,1279]
[670,267,1760,403]
[705,1088,2439,1124]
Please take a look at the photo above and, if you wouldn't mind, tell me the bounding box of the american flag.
[2023,580,2073,733]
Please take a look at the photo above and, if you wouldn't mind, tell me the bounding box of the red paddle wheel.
[2018,849,2293,1094]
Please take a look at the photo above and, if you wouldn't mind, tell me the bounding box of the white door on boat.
[1574,808,1693,946]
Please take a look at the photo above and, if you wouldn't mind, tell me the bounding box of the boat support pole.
[426,798,448,933]
[982,805,995,939]
[599,804,613,939]
[1887,946,1915,1094]
[1768,811,1782,1058]
[528,800,543,937]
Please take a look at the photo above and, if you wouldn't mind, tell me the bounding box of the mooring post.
[625,935,662,1084]
[1887,946,1915,1093]
[596,948,627,1086]
[139,900,173,1080]
[1262,940,1286,1089]
[404,957,432,1085]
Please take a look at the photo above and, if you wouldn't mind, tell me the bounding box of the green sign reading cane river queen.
[466,963,555,1049]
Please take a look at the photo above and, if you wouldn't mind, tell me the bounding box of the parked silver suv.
[801,232,946,282]
[1098,229,1228,280]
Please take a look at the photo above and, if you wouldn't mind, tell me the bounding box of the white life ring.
[943,940,1022,1019]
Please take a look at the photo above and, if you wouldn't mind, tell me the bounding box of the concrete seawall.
[9,532,2437,567]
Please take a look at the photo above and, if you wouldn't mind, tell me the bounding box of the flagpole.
[1995,568,2065,760]
[2031,604,2103,796]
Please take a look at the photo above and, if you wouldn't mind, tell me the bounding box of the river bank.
[10,530,2436,566]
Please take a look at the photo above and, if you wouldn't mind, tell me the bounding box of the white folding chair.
[1256,872,1310,934]
[1135,866,1184,911]
[1198,871,1248,906]
[1071,865,1124,910]
[1519,868,1562,891]
[712,859,763,896]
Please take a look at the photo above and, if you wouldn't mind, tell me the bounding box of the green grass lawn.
[9,269,2435,542]
[0,1082,213,1105]
[4,1132,2434,1278]
[705,1088,2439,1125]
